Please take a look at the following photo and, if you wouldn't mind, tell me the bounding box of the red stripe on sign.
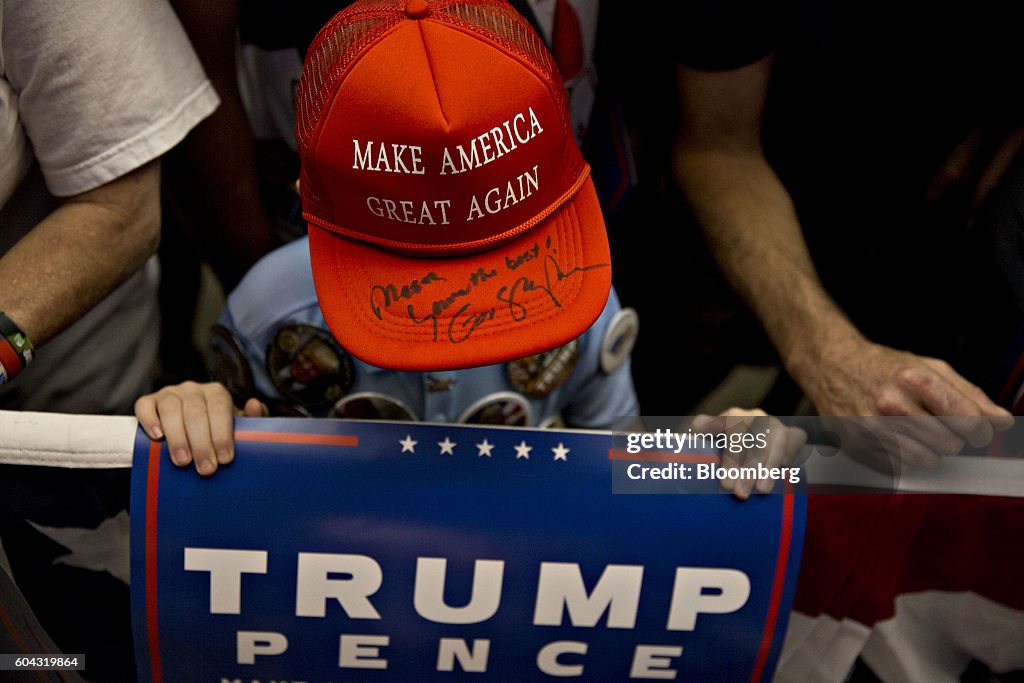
[606,449,717,464]
[235,431,358,447]
[749,489,795,683]
[145,440,163,683]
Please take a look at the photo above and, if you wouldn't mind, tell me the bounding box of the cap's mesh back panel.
[296,2,400,158]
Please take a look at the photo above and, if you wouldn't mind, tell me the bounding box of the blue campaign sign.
[130,418,805,682]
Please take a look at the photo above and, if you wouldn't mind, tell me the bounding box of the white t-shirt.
[0,0,219,412]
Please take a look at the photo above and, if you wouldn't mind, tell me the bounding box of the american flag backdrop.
[3,410,1022,682]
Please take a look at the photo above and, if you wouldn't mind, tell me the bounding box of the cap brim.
[308,177,611,371]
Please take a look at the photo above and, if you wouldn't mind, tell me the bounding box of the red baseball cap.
[296,0,611,371]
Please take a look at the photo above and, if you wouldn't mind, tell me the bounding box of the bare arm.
[673,59,1010,441]
[0,160,160,346]
[672,59,859,378]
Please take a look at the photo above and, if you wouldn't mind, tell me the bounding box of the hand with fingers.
[135,381,268,476]
[694,408,808,500]
[804,341,1014,470]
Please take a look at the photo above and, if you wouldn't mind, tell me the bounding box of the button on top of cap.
[405,0,429,19]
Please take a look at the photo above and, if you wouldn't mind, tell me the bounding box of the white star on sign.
[400,435,418,453]
[514,440,532,460]
[552,442,570,461]
[476,439,495,457]
[438,437,456,455]
[29,510,130,585]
